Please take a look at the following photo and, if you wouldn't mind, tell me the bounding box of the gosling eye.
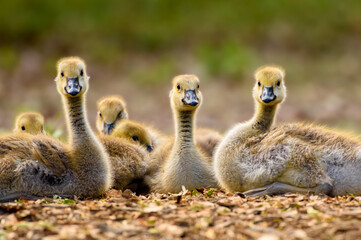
[80,69,84,76]
[61,72,64,77]
[258,81,261,87]
[99,112,102,118]
[132,136,139,141]
[197,84,200,89]
[21,126,25,131]
[277,80,281,87]
[117,111,123,119]
[177,84,181,91]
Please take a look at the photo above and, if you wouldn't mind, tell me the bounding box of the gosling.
[215,65,361,197]
[0,57,112,201]
[96,95,166,148]
[96,95,128,134]
[215,65,286,194]
[111,119,154,152]
[14,112,45,135]
[146,75,219,193]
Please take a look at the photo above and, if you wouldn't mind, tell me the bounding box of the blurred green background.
[0,0,360,136]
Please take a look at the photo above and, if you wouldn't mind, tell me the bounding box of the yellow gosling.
[215,65,286,194]
[111,119,154,152]
[0,57,112,201]
[146,75,219,193]
[96,95,128,134]
[14,112,45,135]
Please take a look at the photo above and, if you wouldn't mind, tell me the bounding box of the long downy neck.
[251,102,278,132]
[63,96,95,145]
[174,109,196,152]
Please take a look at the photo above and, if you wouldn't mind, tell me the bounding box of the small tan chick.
[14,112,45,135]
[0,57,112,201]
[146,75,219,193]
[96,95,166,149]
[215,65,286,193]
[95,96,152,194]
[111,120,154,152]
[96,95,128,134]
[214,66,361,197]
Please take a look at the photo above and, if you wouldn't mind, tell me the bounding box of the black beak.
[260,86,276,103]
[182,90,198,106]
[104,122,115,134]
[65,77,82,96]
[146,144,153,152]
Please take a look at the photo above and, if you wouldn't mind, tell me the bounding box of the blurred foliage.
[0,0,360,81]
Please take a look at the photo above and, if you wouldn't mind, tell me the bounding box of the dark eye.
[177,84,181,90]
[80,69,84,76]
[118,111,122,118]
[197,84,200,89]
[21,126,25,131]
[277,80,281,87]
[132,136,139,141]
[61,72,64,77]
[258,81,261,87]
[99,112,102,118]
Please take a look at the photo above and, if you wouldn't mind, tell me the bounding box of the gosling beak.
[182,90,198,106]
[261,86,276,103]
[104,122,115,134]
[146,144,153,152]
[65,77,82,96]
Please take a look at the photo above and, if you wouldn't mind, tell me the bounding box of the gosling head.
[253,65,286,106]
[96,95,129,134]
[113,120,153,152]
[170,75,202,111]
[14,112,45,135]
[55,57,89,98]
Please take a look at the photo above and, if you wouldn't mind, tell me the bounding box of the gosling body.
[148,75,218,193]
[215,65,286,193]
[215,66,361,196]
[0,57,112,200]
[98,135,150,194]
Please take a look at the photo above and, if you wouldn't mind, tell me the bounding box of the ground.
[1,189,361,240]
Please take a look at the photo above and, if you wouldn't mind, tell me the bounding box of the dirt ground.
[1,189,360,240]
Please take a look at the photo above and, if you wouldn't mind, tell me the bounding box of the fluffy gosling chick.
[96,95,128,134]
[214,65,286,193]
[14,112,45,135]
[146,75,219,193]
[0,57,112,201]
[111,119,154,152]
[96,95,166,149]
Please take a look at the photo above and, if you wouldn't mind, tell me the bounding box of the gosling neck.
[251,101,279,132]
[174,108,196,150]
[62,95,97,147]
